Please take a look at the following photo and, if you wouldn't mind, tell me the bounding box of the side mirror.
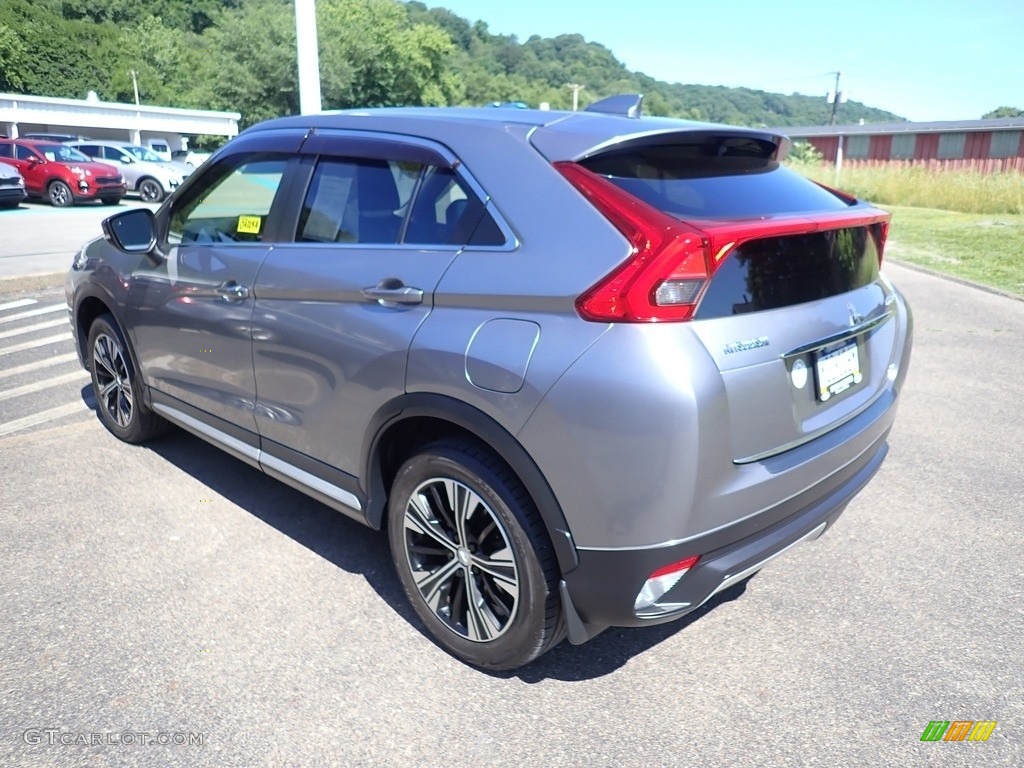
[102,208,157,254]
[27,156,40,165]
[119,156,134,164]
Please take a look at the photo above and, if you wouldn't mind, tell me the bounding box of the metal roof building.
[781,117,1024,173]
[0,93,240,152]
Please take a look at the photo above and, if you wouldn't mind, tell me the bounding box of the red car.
[0,139,126,207]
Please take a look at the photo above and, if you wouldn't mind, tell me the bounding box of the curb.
[0,271,66,294]
[886,258,1024,304]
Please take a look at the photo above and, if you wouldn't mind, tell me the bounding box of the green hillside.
[0,0,903,130]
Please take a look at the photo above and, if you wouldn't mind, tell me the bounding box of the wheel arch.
[362,393,579,574]
[72,286,139,377]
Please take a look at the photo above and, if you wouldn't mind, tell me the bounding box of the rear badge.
[723,336,769,355]
[790,359,808,389]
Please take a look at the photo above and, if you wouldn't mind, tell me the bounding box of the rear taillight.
[555,162,714,322]
[558,161,892,322]
[634,555,701,612]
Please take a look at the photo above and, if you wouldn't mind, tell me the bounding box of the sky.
[425,0,1024,122]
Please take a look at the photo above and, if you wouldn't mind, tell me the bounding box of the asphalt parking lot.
[0,205,1021,767]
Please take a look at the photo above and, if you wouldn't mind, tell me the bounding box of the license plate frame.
[813,339,863,402]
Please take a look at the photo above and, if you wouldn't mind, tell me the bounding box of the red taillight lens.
[555,162,713,322]
[649,555,701,580]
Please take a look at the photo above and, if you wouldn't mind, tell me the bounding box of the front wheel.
[48,180,74,207]
[387,440,564,670]
[137,178,163,203]
[87,315,166,443]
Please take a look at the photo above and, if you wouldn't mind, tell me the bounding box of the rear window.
[580,140,852,219]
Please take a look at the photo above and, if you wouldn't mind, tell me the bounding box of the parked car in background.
[122,144,193,179]
[146,139,172,162]
[68,141,185,202]
[171,149,212,168]
[0,162,27,208]
[0,139,124,206]
[66,95,912,669]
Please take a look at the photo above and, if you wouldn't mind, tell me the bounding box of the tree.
[982,106,1024,119]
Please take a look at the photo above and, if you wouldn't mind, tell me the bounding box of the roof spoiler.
[584,93,643,119]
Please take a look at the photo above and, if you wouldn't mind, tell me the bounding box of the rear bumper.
[560,425,890,643]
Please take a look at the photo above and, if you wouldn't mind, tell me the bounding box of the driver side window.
[167,154,288,245]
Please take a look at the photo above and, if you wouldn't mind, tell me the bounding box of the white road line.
[0,303,66,324]
[0,298,38,312]
[0,370,89,403]
[0,332,73,356]
[0,352,80,381]
[0,318,69,340]
[0,401,89,438]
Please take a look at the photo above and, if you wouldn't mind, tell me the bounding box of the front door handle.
[216,281,250,302]
[361,279,424,307]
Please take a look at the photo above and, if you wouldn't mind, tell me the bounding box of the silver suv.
[68,141,185,202]
[66,96,913,670]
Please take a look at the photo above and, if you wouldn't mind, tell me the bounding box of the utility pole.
[566,83,585,111]
[130,70,140,106]
[295,0,322,114]
[828,70,842,125]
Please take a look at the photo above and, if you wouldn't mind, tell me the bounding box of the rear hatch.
[549,129,898,462]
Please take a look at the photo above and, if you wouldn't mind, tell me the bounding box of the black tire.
[86,314,166,443]
[101,197,123,206]
[387,439,565,670]
[48,180,74,207]
[137,178,164,203]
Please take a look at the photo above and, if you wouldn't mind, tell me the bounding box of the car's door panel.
[127,132,305,433]
[250,140,468,479]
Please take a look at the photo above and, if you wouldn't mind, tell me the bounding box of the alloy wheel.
[92,332,134,429]
[402,478,520,642]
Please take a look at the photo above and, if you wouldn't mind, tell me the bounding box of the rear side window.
[297,158,505,247]
[0,144,12,159]
[580,140,852,219]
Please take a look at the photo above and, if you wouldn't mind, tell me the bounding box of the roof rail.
[583,94,644,119]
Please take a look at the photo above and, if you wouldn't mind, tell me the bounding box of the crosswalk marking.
[0,370,89,403]
[0,352,80,381]
[0,332,73,356]
[0,318,69,340]
[0,298,38,312]
[0,401,90,437]
[0,303,66,324]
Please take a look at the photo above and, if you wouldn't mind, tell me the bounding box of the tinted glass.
[16,146,39,161]
[694,227,881,319]
[581,142,852,219]
[0,144,12,159]
[297,157,416,245]
[77,145,102,158]
[405,167,504,246]
[168,154,287,245]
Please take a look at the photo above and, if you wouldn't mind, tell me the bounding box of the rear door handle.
[361,280,424,307]
[216,281,250,302]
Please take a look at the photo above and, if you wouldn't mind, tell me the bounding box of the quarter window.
[168,154,288,245]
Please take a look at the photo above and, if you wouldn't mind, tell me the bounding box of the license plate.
[814,340,862,401]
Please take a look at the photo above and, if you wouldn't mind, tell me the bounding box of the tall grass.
[789,161,1024,215]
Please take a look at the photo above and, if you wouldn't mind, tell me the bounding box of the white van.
[147,139,172,162]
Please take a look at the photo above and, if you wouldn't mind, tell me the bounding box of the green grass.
[787,162,1024,295]
[884,206,1024,296]
[791,162,1024,215]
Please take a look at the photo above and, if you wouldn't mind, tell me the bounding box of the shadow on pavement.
[87,404,752,682]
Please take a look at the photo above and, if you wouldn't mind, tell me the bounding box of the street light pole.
[295,0,322,114]
[130,70,140,106]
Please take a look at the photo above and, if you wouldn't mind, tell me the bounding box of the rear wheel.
[87,314,166,443]
[387,440,564,670]
[137,178,163,203]
[47,180,74,207]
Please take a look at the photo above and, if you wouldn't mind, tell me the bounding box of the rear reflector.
[634,555,701,612]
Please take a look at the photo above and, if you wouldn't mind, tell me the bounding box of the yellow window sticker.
[237,215,262,234]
